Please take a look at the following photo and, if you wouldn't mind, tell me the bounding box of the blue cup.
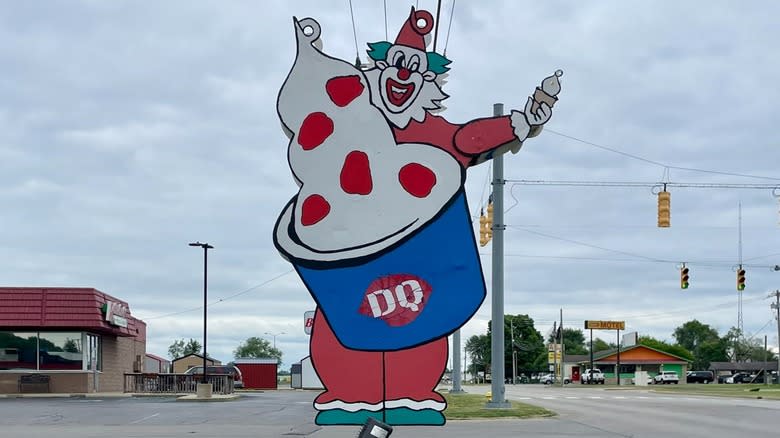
[293,190,486,351]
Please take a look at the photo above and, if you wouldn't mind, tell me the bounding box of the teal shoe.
[315,409,383,425]
[384,407,445,425]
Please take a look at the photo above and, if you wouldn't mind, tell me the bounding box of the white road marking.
[588,396,603,399]
[129,413,159,424]
[565,396,580,399]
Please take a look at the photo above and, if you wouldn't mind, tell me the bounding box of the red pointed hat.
[394,7,434,50]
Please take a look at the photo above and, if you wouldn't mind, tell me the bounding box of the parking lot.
[2,386,780,438]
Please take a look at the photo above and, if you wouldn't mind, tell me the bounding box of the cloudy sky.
[2,0,779,369]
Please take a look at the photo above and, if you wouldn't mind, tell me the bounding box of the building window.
[86,334,102,371]
[0,331,100,371]
[0,332,38,370]
[38,332,84,370]
[619,364,636,374]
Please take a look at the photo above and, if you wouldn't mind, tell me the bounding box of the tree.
[492,314,545,380]
[672,320,724,369]
[590,338,616,353]
[465,334,490,382]
[168,338,202,359]
[638,336,693,362]
[548,328,588,355]
[723,327,778,363]
[234,336,282,363]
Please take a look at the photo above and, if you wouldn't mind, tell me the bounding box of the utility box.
[634,371,649,386]
[291,363,302,389]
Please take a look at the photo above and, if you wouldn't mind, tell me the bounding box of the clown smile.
[385,78,415,107]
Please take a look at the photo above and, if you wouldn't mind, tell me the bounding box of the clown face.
[376,45,437,114]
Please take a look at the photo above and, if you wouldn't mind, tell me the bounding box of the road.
[0,386,778,437]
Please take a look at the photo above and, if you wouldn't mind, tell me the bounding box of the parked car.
[539,373,570,385]
[185,365,244,388]
[724,372,752,384]
[686,370,714,384]
[581,369,605,384]
[653,371,679,384]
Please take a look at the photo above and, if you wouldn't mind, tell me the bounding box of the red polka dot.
[298,112,333,150]
[340,150,373,195]
[398,163,437,198]
[300,194,330,226]
[326,75,364,107]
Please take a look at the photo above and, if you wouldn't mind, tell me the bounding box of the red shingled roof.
[0,287,145,337]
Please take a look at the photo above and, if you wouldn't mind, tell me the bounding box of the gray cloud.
[1,1,779,367]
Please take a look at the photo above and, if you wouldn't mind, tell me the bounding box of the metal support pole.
[616,329,621,386]
[452,330,464,393]
[487,103,509,408]
[202,245,208,384]
[774,290,780,383]
[589,328,594,383]
[560,309,564,387]
[190,242,213,386]
[511,319,516,385]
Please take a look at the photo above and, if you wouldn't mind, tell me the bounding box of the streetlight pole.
[189,241,213,385]
[265,332,286,349]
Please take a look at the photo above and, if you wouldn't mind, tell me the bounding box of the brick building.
[0,287,146,393]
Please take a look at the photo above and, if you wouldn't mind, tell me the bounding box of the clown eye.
[408,55,420,72]
[394,54,406,69]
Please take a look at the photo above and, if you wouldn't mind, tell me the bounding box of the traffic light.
[680,265,690,289]
[486,199,494,242]
[736,267,746,291]
[657,189,671,227]
[479,210,488,247]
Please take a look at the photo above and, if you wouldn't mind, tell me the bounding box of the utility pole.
[560,309,565,387]
[511,319,517,385]
[452,330,464,393]
[487,103,510,408]
[771,290,780,383]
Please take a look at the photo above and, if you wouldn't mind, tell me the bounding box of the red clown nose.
[394,7,434,51]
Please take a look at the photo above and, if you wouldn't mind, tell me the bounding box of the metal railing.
[124,373,234,394]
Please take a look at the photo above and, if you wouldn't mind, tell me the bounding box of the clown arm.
[453,114,543,167]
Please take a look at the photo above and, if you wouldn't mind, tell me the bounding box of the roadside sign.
[304,310,315,335]
[584,320,625,330]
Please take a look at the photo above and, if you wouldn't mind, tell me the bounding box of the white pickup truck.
[581,369,605,384]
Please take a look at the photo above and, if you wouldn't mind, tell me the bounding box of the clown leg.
[310,309,384,425]
[383,336,448,425]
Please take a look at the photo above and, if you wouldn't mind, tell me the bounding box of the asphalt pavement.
[1,385,779,438]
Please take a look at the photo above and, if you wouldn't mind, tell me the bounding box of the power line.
[504,179,780,190]
[141,269,294,321]
[545,128,780,182]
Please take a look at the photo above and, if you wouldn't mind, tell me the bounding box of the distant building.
[0,287,146,393]
[144,353,170,373]
[171,353,220,373]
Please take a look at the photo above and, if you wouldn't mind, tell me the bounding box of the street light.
[265,331,286,349]
[189,241,214,384]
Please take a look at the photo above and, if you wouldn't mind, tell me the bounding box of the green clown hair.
[366,41,451,74]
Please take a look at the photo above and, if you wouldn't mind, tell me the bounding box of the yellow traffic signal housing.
[736,267,746,291]
[479,210,488,247]
[486,200,494,241]
[658,190,671,227]
[680,266,690,289]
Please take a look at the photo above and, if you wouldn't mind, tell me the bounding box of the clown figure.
[273,8,561,426]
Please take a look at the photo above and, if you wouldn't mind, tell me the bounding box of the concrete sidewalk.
[0,391,240,401]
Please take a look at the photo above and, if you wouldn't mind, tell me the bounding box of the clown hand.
[510,97,552,147]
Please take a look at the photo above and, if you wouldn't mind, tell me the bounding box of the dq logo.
[358,274,432,327]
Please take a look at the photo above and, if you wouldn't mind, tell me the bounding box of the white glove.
[524,97,552,126]
[511,97,552,144]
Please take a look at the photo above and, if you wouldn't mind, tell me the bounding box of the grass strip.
[650,384,780,399]
[444,392,555,420]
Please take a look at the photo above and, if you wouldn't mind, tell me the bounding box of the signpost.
[584,320,625,385]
